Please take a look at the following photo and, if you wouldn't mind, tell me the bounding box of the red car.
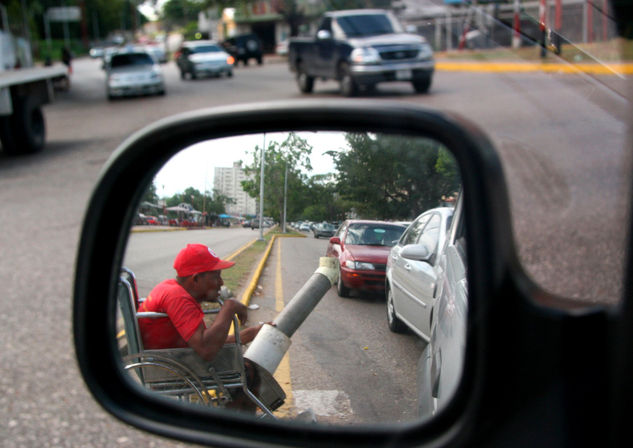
[326,220,407,298]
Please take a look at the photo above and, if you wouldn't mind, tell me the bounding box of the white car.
[106,51,165,100]
[176,40,234,79]
[385,206,454,340]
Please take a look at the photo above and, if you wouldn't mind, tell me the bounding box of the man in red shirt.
[138,243,263,362]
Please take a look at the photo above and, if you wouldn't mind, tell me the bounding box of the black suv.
[221,33,263,66]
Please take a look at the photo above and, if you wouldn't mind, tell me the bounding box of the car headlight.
[351,47,381,64]
[344,260,376,270]
[416,43,433,60]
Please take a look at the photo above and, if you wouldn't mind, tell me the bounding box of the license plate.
[396,69,412,80]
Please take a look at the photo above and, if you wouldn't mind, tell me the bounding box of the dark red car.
[326,220,407,298]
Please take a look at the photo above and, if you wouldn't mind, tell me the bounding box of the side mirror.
[401,244,432,263]
[73,100,513,448]
[316,29,332,40]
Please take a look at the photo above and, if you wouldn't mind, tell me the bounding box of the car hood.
[349,33,425,48]
[344,245,392,263]
[190,52,229,63]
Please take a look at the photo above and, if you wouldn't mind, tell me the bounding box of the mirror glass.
[117,131,463,424]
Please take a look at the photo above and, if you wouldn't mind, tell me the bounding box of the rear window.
[190,45,222,53]
[345,223,406,247]
[111,53,153,67]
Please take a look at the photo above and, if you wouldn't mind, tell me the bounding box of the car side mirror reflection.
[73,102,506,446]
[401,244,433,263]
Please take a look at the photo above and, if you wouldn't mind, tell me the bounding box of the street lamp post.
[258,134,265,241]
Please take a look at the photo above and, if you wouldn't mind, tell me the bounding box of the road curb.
[436,60,633,75]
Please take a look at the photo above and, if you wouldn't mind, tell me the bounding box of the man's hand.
[238,322,273,344]
[222,298,249,324]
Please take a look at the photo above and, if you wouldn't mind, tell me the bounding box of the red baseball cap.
[173,244,235,277]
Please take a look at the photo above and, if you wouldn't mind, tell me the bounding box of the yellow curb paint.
[436,61,633,75]
[225,239,257,261]
[241,235,276,306]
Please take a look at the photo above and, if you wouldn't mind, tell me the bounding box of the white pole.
[283,163,288,233]
[258,134,265,241]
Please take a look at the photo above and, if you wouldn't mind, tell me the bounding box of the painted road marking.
[271,239,296,418]
[293,390,352,418]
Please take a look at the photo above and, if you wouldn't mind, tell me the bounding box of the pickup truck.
[288,9,434,96]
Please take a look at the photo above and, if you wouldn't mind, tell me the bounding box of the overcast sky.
[153,132,348,198]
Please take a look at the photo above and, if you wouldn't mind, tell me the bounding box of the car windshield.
[345,224,406,246]
[336,14,400,37]
[110,53,153,67]
[191,45,222,53]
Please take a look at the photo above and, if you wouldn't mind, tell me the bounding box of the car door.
[390,213,429,329]
[396,213,443,339]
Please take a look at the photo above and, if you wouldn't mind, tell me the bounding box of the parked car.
[221,33,263,66]
[326,220,407,297]
[417,197,466,417]
[385,207,455,340]
[175,40,234,79]
[105,51,165,99]
[312,222,336,238]
[299,222,311,232]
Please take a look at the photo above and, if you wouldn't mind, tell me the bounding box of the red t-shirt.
[138,279,205,349]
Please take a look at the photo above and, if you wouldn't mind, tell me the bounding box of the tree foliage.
[329,134,460,220]
[164,187,234,215]
[241,133,313,223]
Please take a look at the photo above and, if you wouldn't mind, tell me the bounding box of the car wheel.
[417,343,438,418]
[387,288,407,333]
[227,70,233,78]
[179,70,185,80]
[412,76,432,94]
[337,270,350,298]
[339,62,358,97]
[296,63,314,93]
[257,56,263,65]
[190,71,197,80]
[0,96,46,155]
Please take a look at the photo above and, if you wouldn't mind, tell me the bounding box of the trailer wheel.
[0,96,46,155]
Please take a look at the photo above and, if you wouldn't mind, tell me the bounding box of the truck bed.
[0,64,67,88]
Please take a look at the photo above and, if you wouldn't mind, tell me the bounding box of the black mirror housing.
[72,100,532,447]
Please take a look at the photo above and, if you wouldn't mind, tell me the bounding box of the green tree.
[165,187,233,215]
[241,133,313,223]
[329,134,461,220]
[142,182,160,205]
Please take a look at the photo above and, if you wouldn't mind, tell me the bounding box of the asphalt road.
[1,56,630,446]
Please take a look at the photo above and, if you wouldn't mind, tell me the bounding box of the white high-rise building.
[214,161,257,216]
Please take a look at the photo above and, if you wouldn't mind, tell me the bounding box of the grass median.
[201,228,304,313]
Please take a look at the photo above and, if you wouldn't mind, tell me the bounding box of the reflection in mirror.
[117,131,464,424]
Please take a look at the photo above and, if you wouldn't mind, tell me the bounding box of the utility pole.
[258,134,265,241]
[282,163,288,233]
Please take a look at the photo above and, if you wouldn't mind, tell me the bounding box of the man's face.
[194,270,224,302]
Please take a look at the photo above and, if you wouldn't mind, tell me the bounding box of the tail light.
[227,55,235,65]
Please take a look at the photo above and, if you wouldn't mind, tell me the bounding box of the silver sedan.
[385,206,454,340]
[106,51,165,99]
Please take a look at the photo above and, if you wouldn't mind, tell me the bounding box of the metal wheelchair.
[117,268,285,416]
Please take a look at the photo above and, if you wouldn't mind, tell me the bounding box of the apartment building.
[214,161,257,216]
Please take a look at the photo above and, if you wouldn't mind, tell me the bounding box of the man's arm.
[186,299,248,361]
